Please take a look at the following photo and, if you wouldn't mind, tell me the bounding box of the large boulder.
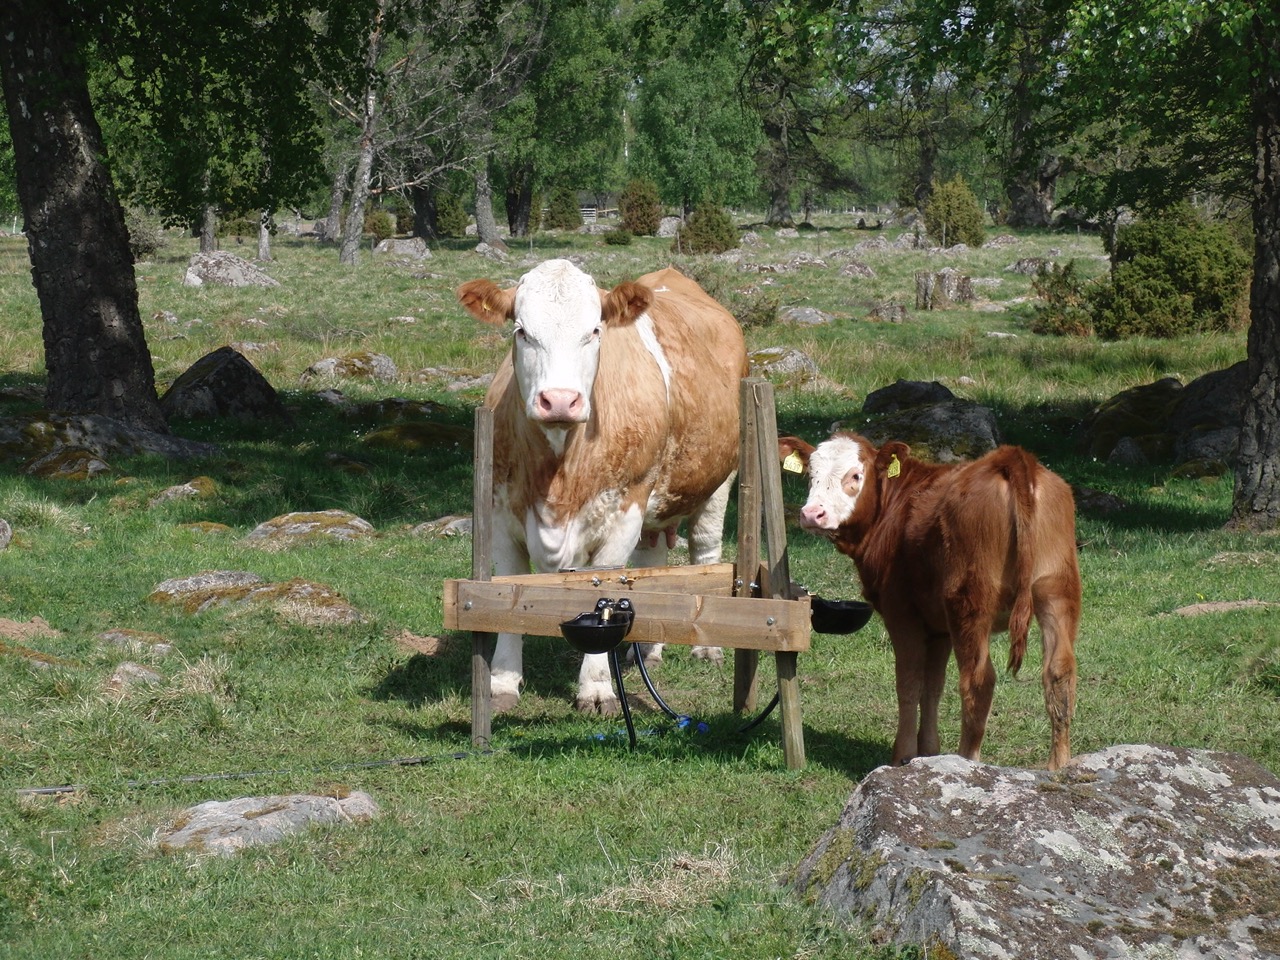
[792,745,1280,960]
[182,251,279,287]
[159,346,291,422]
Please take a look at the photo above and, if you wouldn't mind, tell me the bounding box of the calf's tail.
[1006,451,1038,676]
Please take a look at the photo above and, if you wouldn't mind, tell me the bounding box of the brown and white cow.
[458,259,747,715]
[778,433,1080,769]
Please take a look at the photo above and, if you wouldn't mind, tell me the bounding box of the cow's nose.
[800,503,829,528]
[536,388,584,421]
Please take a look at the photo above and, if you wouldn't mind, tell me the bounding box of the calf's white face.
[799,435,867,532]
[511,260,603,426]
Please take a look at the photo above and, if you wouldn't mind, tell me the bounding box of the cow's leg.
[683,471,736,663]
[1035,572,1080,770]
[888,624,929,765]
[573,510,649,715]
[489,526,530,715]
[953,624,997,763]
[626,532,671,668]
[916,633,951,757]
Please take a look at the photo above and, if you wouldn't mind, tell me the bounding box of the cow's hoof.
[629,643,663,668]
[690,645,723,664]
[575,693,621,717]
[491,691,520,715]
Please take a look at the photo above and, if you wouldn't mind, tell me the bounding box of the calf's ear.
[601,281,653,327]
[876,441,911,476]
[777,436,814,475]
[457,279,515,325]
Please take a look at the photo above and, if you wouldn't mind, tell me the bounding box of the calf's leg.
[889,625,929,764]
[916,633,951,758]
[953,628,997,763]
[1035,572,1080,770]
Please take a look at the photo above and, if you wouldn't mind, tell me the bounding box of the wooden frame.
[443,378,811,768]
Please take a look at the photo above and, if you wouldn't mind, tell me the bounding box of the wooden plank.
[488,562,736,595]
[445,579,811,653]
[734,377,763,713]
[470,407,494,749]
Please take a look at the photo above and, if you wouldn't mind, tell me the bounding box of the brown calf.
[779,433,1080,769]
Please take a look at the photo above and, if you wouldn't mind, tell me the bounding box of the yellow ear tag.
[782,451,805,474]
[887,454,901,479]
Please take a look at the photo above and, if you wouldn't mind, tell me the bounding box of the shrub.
[923,175,986,248]
[672,202,738,255]
[1089,205,1250,339]
[544,187,582,231]
[436,193,469,237]
[123,206,166,262]
[394,206,414,235]
[363,209,395,242]
[1031,262,1095,337]
[603,228,632,246]
[619,178,662,236]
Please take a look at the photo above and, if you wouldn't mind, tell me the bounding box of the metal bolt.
[766,617,775,626]
[591,576,601,587]
[463,601,472,611]
[618,575,632,585]
[734,578,744,589]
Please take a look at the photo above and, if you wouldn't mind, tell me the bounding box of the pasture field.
[0,219,1277,959]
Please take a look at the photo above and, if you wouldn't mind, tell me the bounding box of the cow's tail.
[1006,450,1038,676]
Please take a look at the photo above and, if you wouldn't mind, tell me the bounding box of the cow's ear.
[601,281,652,327]
[778,436,814,475]
[876,441,910,476]
[457,279,515,325]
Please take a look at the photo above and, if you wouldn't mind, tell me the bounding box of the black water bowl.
[809,596,873,635]
[560,598,635,654]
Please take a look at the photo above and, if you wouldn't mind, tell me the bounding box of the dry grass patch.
[586,842,738,913]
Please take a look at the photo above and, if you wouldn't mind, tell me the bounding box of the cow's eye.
[514,326,527,341]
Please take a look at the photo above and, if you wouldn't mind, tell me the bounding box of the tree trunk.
[257,210,272,262]
[411,183,438,240]
[323,165,347,242]
[1229,26,1280,531]
[473,159,507,250]
[504,164,534,238]
[339,0,385,266]
[199,203,218,253]
[0,0,166,432]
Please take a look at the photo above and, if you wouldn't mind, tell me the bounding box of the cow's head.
[780,433,910,535]
[457,259,652,431]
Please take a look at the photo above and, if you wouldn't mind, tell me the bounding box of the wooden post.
[471,407,494,749]
[733,378,762,714]
[752,379,805,769]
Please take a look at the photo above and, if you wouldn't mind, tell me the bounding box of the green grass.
[0,219,1277,958]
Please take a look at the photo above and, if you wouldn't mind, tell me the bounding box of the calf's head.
[457,259,652,429]
[779,433,908,533]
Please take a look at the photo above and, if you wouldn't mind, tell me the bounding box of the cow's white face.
[799,435,867,532]
[510,260,604,428]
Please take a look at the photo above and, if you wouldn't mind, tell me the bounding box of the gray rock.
[0,518,10,550]
[860,399,1002,463]
[1005,257,1052,275]
[749,347,821,386]
[863,379,956,416]
[780,306,834,326]
[182,251,279,288]
[792,745,1280,960]
[839,260,876,279]
[412,515,472,538]
[160,346,291,423]
[159,792,379,856]
[303,352,399,383]
[0,413,218,461]
[243,509,374,546]
[374,237,431,260]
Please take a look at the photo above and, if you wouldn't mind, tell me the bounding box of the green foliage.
[122,206,166,262]
[1090,206,1250,339]
[673,202,738,255]
[544,186,582,230]
[363,209,395,242]
[1031,262,1095,337]
[618,178,662,236]
[923,176,986,248]
[217,213,258,238]
[602,228,632,245]
[436,192,469,237]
